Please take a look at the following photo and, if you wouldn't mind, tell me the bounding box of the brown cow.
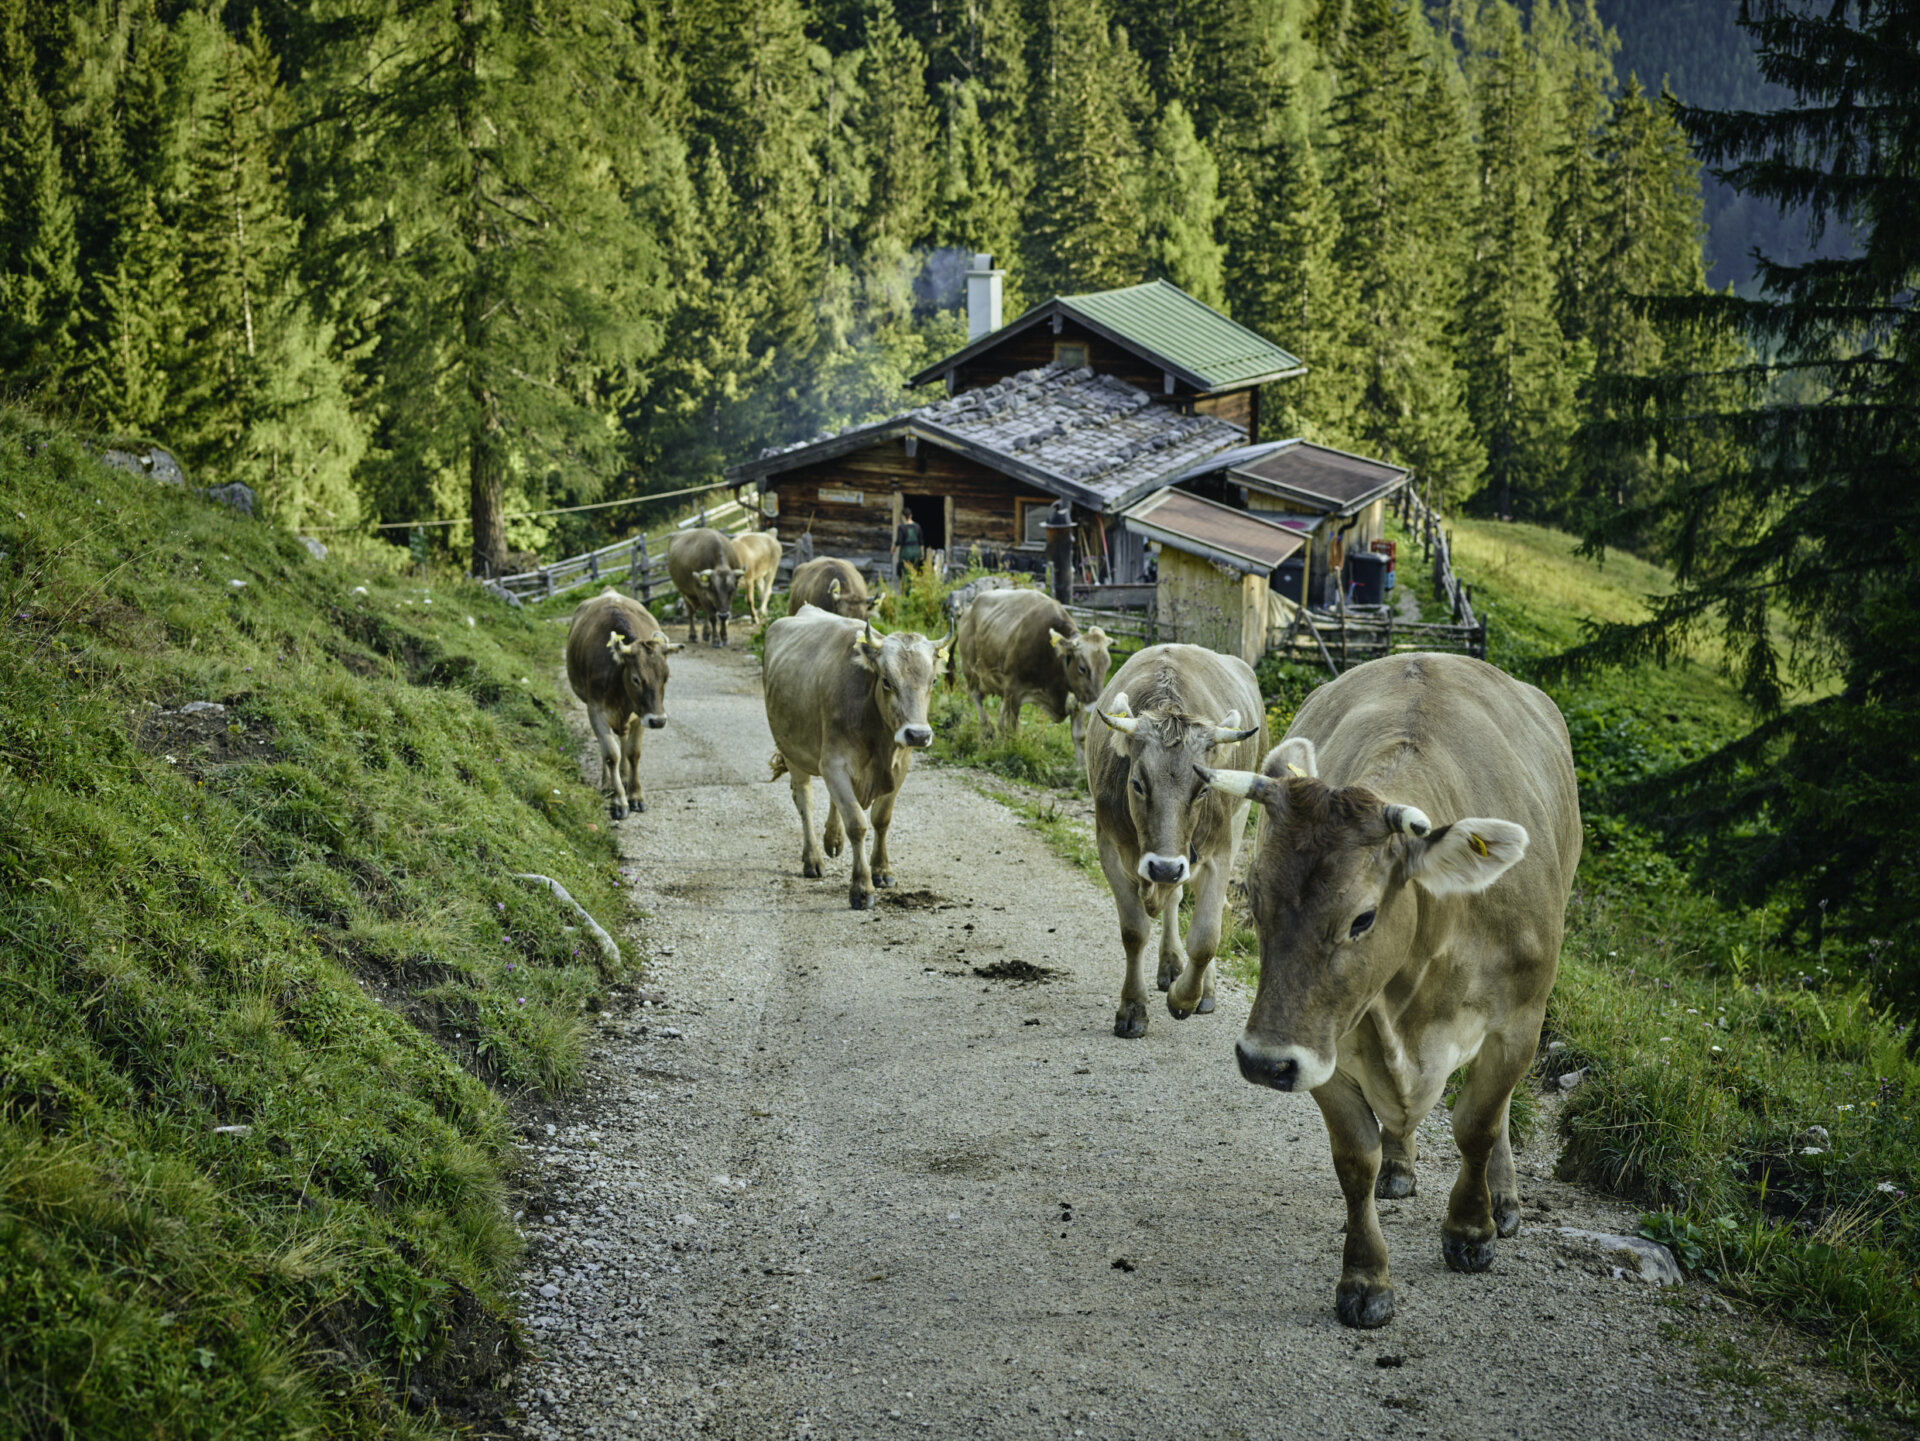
[667,528,742,646]
[732,529,782,624]
[565,588,682,820]
[763,605,951,909]
[1086,644,1264,1037]
[788,557,885,621]
[956,588,1111,770]
[1196,653,1580,1329]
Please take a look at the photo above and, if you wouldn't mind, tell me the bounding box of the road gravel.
[506,642,1848,1441]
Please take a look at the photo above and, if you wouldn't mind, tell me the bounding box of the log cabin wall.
[765,436,1056,558]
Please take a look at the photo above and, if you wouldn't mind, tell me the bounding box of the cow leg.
[1315,1074,1395,1328]
[969,685,992,737]
[1097,836,1154,1039]
[689,607,702,645]
[1070,705,1089,773]
[823,802,845,858]
[587,705,629,821]
[1377,1130,1419,1200]
[821,760,874,909]
[1167,842,1233,1019]
[1000,694,1023,739]
[789,770,826,879]
[716,611,729,648]
[1441,1029,1533,1272]
[621,716,647,813]
[1154,882,1184,992]
[868,786,899,889]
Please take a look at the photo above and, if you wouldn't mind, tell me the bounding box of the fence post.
[636,535,652,604]
[588,551,599,582]
[544,567,555,601]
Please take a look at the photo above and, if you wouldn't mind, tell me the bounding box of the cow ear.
[1097,691,1137,734]
[663,641,686,654]
[1085,627,1109,645]
[1195,764,1281,807]
[696,568,713,582]
[827,578,842,599]
[1404,818,1529,896]
[1263,736,1317,779]
[855,620,884,668]
[1049,628,1069,652]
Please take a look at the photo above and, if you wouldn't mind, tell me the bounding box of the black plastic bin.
[1344,549,1388,607]
[1271,555,1307,605]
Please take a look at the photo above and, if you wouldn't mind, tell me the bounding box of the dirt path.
[507,643,1841,1441]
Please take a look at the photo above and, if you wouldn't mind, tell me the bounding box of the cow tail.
[768,749,789,782]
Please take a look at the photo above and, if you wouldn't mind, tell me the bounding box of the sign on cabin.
[820,489,864,506]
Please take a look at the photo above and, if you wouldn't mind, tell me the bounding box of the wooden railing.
[490,488,757,605]
[1266,485,1486,675]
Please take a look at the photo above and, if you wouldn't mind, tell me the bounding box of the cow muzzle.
[643,714,667,729]
[896,725,933,749]
[1234,1037,1333,1093]
[1138,852,1190,886]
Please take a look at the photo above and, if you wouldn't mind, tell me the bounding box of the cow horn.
[1097,691,1138,734]
[827,578,842,599]
[1195,764,1274,804]
[938,616,957,652]
[1208,709,1259,746]
[605,632,634,658]
[1384,804,1432,837]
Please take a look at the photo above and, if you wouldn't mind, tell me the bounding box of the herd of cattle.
[563,526,1583,1331]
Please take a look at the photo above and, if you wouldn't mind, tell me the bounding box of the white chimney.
[965,253,1004,341]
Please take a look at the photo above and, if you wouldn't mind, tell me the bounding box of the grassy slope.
[0,408,638,1437]
[1420,516,1920,1415]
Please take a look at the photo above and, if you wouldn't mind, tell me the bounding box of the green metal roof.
[905,279,1306,392]
[1059,281,1304,391]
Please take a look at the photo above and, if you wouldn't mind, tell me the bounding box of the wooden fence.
[491,487,756,605]
[1265,485,1486,675]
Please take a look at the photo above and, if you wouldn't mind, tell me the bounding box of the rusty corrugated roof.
[1122,489,1305,574]
[1231,440,1409,515]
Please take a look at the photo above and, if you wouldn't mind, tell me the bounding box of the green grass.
[0,406,638,1436]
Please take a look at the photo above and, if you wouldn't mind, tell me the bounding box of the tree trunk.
[470,404,507,577]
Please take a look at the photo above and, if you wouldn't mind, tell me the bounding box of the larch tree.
[294,0,675,572]
[1139,100,1225,308]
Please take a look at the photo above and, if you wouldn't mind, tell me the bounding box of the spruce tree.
[1556,0,1920,1019]
[1139,100,1225,308]
[1025,0,1145,297]
[0,0,81,389]
[857,0,937,265]
[1461,2,1574,519]
[293,0,674,571]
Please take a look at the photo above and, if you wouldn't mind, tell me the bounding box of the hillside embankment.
[503,641,1861,1441]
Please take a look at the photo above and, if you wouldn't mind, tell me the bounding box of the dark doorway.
[904,497,947,553]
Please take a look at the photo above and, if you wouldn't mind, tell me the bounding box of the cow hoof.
[1494,1197,1522,1239]
[1154,972,1174,993]
[1335,1281,1396,1329]
[824,839,844,858]
[874,872,895,888]
[802,859,825,879]
[1441,1232,1496,1273]
[633,800,647,813]
[1195,995,1216,1015]
[1112,1005,1148,1040]
[1375,1166,1417,1201]
[608,802,627,821]
[1167,998,1193,1020]
[849,889,873,911]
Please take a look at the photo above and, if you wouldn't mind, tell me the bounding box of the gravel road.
[507,642,1847,1441]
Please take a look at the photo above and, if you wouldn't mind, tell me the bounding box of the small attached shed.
[1121,489,1304,666]
[1176,439,1411,609]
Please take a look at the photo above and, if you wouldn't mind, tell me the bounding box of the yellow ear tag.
[1286,764,1304,778]
[1469,832,1490,857]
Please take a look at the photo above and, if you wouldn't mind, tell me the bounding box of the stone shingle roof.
[728,363,1248,514]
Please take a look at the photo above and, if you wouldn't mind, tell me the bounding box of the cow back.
[957,588,1072,699]
[789,558,869,618]
[667,528,742,602]
[1288,653,1581,911]
[733,531,781,587]
[762,609,870,773]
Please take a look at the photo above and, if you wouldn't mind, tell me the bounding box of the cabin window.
[1054,341,1088,369]
[1018,500,1053,547]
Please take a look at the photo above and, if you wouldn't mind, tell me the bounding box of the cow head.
[855,618,952,749]
[1049,626,1112,707]
[1198,737,1530,1093]
[606,628,683,727]
[695,561,740,616]
[826,575,871,621]
[1098,692,1259,886]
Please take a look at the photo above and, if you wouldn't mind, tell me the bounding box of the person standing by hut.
[893,506,925,591]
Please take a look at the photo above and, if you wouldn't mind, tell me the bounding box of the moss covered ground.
[0,407,641,1436]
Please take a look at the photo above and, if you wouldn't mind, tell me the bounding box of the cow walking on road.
[1195,652,1580,1329]
[763,605,953,909]
[732,529,782,625]
[667,528,742,646]
[565,588,682,820]
[787,557,885,622]
[1086,644,1264,1038]
[956,588,1111,771]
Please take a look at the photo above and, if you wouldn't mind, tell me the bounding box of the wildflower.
[1837,1104,1855,1112]
[506,963,516,973]
[518,997,527,1005]
[1879,1182,1898,1194]
[497,902,505,910]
